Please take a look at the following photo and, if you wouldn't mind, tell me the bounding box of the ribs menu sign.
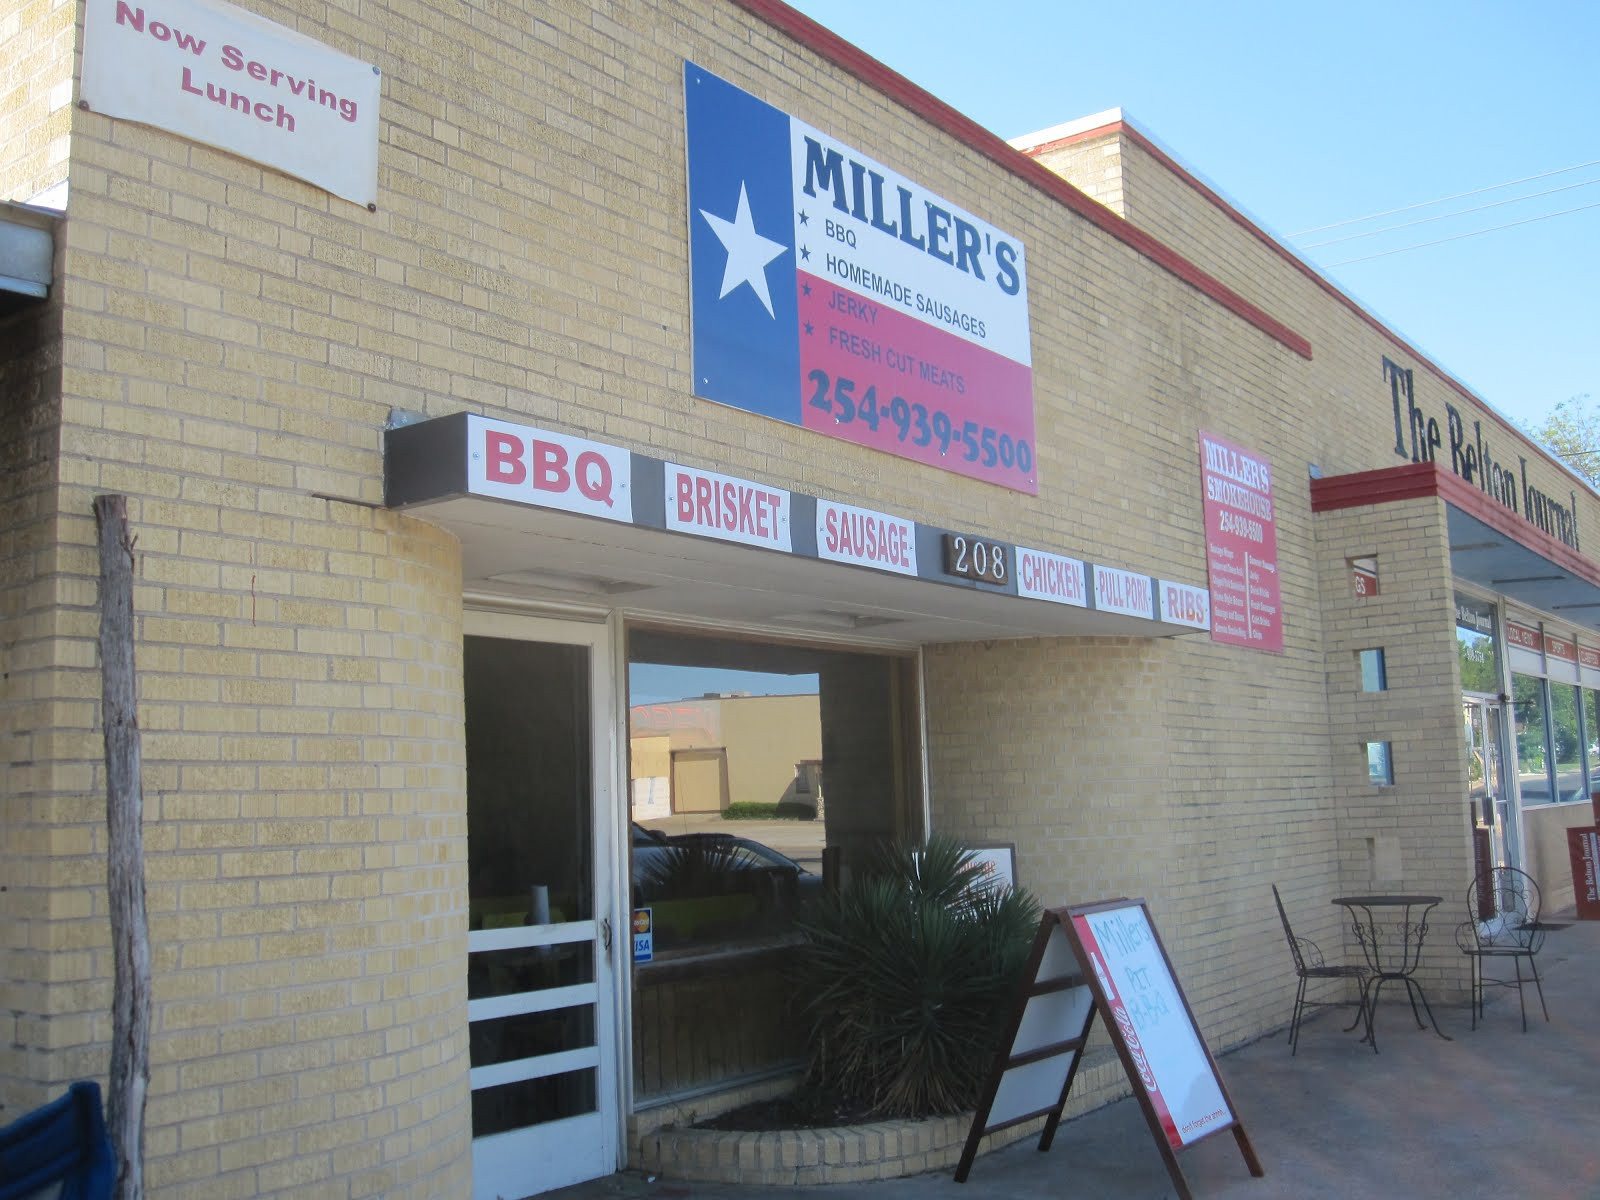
[1200,432,1283,653]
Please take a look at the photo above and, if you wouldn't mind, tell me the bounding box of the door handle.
[601,917,612,952]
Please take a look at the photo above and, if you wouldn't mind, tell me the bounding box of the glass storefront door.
[1464,697,1518,869]
[464,613,620,1199]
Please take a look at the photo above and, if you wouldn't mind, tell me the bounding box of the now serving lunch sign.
[81,0,381,206]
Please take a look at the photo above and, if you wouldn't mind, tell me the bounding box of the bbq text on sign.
[469,415,633,523]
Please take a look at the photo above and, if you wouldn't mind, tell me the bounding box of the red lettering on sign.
[674,475,691,522]
[574,451,612,503]
[485,431,525,485]
[532,440,569,492]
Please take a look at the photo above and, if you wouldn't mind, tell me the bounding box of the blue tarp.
[0,1081,116,1200]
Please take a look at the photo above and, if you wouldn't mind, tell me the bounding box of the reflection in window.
[1456,595,1499,695]
[1551,683,1583,805]
[1457,628,1498,694]
[1366,741,1393,786]
[627,632,916,956]
[1512,673,1554,806]
[1358,649,1387,692]
[1587,690,1600,800]
[626,630,919,1105]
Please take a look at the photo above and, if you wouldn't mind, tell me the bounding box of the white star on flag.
[700,182,787,317]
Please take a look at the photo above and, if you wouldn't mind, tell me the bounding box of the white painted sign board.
[1065,899,1262,1200]
[81,0,381,206]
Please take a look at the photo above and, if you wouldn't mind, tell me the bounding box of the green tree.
[1529,393,1600,487]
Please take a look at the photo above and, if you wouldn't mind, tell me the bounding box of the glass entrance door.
[464,613,619,1199]
[1464,697,1517,869]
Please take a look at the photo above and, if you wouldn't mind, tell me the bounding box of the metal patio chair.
[1272,883,1370,1054]
[1455,866,1550,1032]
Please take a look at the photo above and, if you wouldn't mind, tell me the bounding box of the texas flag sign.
[685,63,1037,493]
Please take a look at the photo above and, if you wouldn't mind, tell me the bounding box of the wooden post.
[95,494,149,1200]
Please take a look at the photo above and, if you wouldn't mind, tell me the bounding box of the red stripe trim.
[1055,119,1570,469]
[1312,462,1600,591]
[1309,462,1442,510]
[1022,121,1125,156]
[726,0,1312,360]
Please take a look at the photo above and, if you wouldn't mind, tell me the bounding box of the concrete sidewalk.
[551,914,1600,1200]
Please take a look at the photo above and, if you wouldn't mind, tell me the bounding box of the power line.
[1288,158,1600,237]
[1301,176,1600,248]
[1327,198,1600,266]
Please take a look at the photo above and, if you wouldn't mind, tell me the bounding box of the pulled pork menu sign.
[1200,432,1283,653]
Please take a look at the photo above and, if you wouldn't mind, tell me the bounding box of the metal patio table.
[1332,894,1452,1053]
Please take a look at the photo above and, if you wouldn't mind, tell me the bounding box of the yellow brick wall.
[1313,497,1475,996]
[0,281,69,1116]
[0,0,75,204]
[1046,127,1599,533]
[3,0,1595,1192]
[1026,131,1128,218]
[924,622,1342,1086]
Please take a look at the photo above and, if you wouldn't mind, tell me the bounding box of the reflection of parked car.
[630,825,819,904]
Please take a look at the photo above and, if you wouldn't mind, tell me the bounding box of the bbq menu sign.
[1199,432,1283,653]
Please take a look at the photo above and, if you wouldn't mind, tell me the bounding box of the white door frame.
[464,609,627,1199]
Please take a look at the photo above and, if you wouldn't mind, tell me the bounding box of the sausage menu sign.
[1200,431,1283,652]
[684,62,1037,493]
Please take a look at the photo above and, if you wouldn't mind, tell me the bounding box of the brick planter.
[635,1111,1045,1186]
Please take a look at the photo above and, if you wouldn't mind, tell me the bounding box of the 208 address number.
[943,533,1008,585]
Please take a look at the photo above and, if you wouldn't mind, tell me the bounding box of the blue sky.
[783,0,1599,435]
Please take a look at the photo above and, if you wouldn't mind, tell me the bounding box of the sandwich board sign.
[959,900,1262,1199]
[953,906,1097,1182]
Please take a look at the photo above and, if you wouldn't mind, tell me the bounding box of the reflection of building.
[629,693,822,819]
[8,2,1600,1196]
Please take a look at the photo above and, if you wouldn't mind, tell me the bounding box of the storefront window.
[1456,596,1499,695]
[1512,673,1554,805]
[1551,683,1583,805]
[1587,690,1600,799]
[626,629,918,1105]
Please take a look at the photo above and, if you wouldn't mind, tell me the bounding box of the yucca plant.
[793,835,1039,1118]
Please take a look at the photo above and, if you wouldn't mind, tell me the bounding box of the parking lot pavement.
[550,912,1600,1200]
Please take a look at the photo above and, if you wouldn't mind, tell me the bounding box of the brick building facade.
[4,0,1598,1196]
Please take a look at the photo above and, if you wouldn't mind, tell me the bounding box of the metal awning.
[1313,462,1600,632]
[385,411,1213,647]
[0,200,58,316]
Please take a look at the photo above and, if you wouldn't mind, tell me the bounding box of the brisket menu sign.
[1200,432,1283,652]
